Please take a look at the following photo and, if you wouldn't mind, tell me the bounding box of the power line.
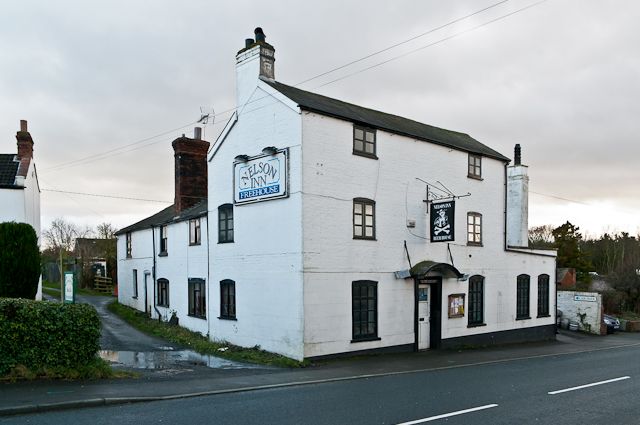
[42,188,172,203]
[38,1,527,175]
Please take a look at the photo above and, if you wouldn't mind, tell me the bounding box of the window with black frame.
[353,125,376,158]
[352,280,378,341]
[126,232,132,258]
[468,275,484,326]
[218,204,234,243]
[537,274,550,317]
[353,198,375,240]
[219,279,236,319]
[516,274,530,319]
[468,154,482,179]
[157,278,169,307]
[189,218,201,245]
[159,225,168,254]
[188,278,206,318]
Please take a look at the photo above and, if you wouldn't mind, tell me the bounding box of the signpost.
[64,271,75,304]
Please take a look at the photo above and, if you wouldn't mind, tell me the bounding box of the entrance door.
[428,277,442,349]
[418,284,430,349]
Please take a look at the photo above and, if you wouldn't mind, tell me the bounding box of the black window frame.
[126,232,132,258]
[516,274,530,320]
[159,225,168,255]
[353,198,376,240]
[189,218,201,246]
[188,278,206,319]
[352,280,379,342]
[468,154,482,179]
[219,279,236,320]
[537,274,550,317]
[353,125,377,159]
[218,204,234,244]
[468,275,484,327]
[467,212,482,246]
[157,278,169,307]
[132,269,138,299]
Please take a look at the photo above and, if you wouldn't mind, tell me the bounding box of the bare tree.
[43,218,92,253]
[96,222,117,239]
[528,224,555,249]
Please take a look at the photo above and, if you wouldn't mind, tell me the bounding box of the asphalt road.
[5,341,639,424]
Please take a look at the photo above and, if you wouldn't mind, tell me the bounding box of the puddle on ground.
[99,350,267,370]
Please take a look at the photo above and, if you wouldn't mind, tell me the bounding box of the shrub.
[0,298,101,375]
[0,222,41,299]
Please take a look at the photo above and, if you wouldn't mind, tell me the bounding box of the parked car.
[603,314,621,334]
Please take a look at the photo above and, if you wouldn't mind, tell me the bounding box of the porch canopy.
[410,260,464,279]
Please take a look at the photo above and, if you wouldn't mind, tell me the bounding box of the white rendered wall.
[300,112,555,358]
[208,84,305,360]
[154,217,209,336]
[507,164,529,247]
[0,189,26,224]
[117,228,154,314]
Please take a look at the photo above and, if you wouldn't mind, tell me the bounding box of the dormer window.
[468,154,482,179]
[353,125,377,159]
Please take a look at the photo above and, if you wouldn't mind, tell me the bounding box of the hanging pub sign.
[430,201,455,242]
[234,149,288,205]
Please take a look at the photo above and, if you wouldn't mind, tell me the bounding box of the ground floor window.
[468,275,484,326]
[132,269,138,298]
[220,279,236,319]
[352,280,378,341]
[188,278,206,319]
[516,274,530,319]
[537,274,550,317]
[157,278,169,307]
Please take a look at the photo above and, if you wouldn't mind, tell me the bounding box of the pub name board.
[234,149,288,204]
[430,201,455,242]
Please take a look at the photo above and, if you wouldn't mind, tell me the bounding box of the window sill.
[218,316,237,321]
[126,256,132,259]
[189,242,201,246]
[352,151,378,160]
[537,314,551,318]
[467,322,486,328]
[218,241,234,244]
[353,237,377,241]
[467,174,483,181]
[466,242,483,247]
[350,336,381,343]
[132,296,138,299]
[516,316,531,321]
[188,314,207,320]
[158,252,168,257]
[157,304,169,308]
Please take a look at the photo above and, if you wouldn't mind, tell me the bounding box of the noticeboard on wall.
[234,149,288,205]
[430,201,455,242]
[448,293,465,318]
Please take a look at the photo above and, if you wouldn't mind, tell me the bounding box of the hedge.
[0,222,41,299]
[0,298,101,375]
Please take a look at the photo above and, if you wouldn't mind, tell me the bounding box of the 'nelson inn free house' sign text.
[234,149,289,204]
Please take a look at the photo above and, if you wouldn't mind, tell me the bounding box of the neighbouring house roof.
[263,79,510,162]
[74,238,116,259]
[0,154,21,188]
[115,199,207,235]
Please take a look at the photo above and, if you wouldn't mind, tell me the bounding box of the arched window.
[157,278,169,307]
[468,275,484,326]
[537,274,550,317]
[516,274,530,319]
[219,279,236,319]
[188,278,206,319]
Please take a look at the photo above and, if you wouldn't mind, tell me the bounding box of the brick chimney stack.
[172,127,210,214]
[15,119,34,177]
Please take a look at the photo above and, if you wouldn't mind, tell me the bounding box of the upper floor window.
[468,154,482,179]
[537,274,550,317]
[188,278,206,319]
[126,232,132,258]
[157,278,169,307]
[353,198,376,240]
[467,212,482,245]
[218,204,234,243]
[189,218,201,246]
[159,225,168,255]
[468,275,484,326]
[353,125,377,158]
[352,280,378,341]
[516,274,530,320]
[220,279,236,320]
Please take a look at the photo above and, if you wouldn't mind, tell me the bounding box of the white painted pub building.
[117,28,556,361]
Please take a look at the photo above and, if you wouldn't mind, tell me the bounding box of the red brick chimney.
[15,119,34,177]
[172,127,209,214]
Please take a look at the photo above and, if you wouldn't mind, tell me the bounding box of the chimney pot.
[245,38,254,48]
[194,127,202,140]
[514,144,521,166]
[254,27,266,43]
[20,120,28,132]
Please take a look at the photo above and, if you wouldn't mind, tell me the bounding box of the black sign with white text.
[430,201,455,242]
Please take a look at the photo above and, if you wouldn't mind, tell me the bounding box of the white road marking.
[548,376,630,395]
[395,404,499,424]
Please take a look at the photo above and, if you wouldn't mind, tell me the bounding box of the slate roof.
[115,199,207,235]
[264,79,510,162]
[0,154,20,188]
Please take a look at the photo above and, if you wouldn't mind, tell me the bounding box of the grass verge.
[108,301,307,368]
[0,358,132,382]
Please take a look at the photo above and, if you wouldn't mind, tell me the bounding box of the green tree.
[0,222,41,298]
[552,221,592,282]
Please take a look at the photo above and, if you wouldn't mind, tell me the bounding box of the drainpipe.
[206,214,211,339]
[503,163,508,251]
[151,225,161,320]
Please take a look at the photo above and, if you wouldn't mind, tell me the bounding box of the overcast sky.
[1,0,638,239]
